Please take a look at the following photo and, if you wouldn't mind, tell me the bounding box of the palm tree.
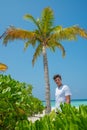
[1,7,87,113]
[0,63,8,71]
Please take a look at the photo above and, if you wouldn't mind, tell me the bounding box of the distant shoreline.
[42,99,87,107]
[42,99,87,102]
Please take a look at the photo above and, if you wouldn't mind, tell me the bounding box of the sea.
[42,99,87,107]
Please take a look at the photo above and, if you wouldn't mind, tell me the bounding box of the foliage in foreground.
[10,104,87,130]
[0,74,44,130]
[25,104,87,130]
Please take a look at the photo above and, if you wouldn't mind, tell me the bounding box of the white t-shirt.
[55,85,72,110]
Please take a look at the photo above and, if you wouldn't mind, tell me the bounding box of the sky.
[0,0,87,101]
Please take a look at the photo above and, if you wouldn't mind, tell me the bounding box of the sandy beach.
[28,107,55,122]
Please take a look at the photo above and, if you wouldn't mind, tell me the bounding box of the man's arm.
[65,95,71,104]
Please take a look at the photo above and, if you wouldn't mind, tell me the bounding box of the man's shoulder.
[63,84,70,89]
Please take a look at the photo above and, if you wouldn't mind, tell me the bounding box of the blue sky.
[0,0,87,100]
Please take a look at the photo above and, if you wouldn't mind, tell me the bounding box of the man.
[53,74,72,110]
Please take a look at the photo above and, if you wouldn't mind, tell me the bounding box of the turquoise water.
[43,99,87,107]
[71,100,87,107]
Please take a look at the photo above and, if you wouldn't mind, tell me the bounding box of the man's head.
[53,74,62,87]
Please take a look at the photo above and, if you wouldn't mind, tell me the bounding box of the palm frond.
[24,30,43,51]
[54,41,65,57]
[34,29,43,42]
[0,63,8,71]
[50,26,62,33]
[0,31,6,39]
[61,26,87,39]
[32,44,42,66]
[24,38,37,51]
[51,26,87,41]
[3,26,35,45]
[24,41,31,51]
[47,40,65,57]
[24,14,41,32]
[47,25,62,36]
[40,7,54,34]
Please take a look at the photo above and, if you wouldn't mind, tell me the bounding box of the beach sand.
[28,107,55,123]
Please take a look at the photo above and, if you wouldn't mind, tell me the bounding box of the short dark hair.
[53,74,62,80]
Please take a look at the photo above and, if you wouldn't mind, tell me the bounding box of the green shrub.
[0,74,44,130]
[26,104,87,130]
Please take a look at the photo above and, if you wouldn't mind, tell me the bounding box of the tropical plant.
[5,104,87,130]
[0,63,8,71]
[1,7,87,113]
[0,74,44,130]
[27,104,87,130]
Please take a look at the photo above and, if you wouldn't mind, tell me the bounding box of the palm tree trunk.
[42,46,51,114]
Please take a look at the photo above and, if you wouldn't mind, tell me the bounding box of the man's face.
[54,77,62,87]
